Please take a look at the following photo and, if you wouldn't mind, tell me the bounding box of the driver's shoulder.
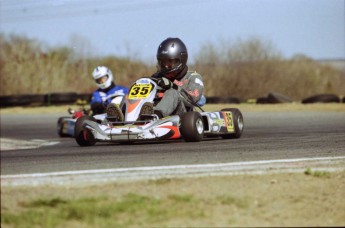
[186,70,202,79]
[115,85,128,91]
[107,86,122,95]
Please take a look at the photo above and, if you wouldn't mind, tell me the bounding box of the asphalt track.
[1,111,345,176]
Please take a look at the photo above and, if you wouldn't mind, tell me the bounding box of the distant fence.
[0,93,91,107]
[0,92,344,107]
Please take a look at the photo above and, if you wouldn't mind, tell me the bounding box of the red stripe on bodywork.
[159,126,180,139]
[127,100,141,113]
[222,112,228,126]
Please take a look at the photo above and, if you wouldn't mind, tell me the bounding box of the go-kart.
[74,77,244,146]
[57,94,124,137]
[56,99,90,137]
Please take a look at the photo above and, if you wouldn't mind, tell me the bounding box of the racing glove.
[156,77,173,90]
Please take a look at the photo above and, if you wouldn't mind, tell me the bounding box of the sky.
[1,0,344,64]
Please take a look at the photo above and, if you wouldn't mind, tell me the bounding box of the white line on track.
[0,138,60,151]
[1,156,345,186]
[2,156,345,179]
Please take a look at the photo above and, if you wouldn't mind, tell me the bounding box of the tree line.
[1,34,344,101]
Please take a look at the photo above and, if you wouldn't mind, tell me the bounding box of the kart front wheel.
[180,111,204,142]
[57,116,70,137]
[75,116,96,146]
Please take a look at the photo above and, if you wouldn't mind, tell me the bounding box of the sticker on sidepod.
[128,84,153,99]
[223,112,235,132]
[213,119,225,126]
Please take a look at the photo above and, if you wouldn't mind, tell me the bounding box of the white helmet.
[92,66,114,89]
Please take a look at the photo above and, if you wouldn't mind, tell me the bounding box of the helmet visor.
[95,75,108,84]
[159,58,180,71]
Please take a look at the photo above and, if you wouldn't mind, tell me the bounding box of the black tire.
[0,94,45,107]
[220,108,244,139]
[256,97,269,104]
[256,92,293,104]
[57,116,70,137]
[302,94,340,104]
[342,96,345,103]
[180,111,204,142]
[44,92,78,105]
[75,116,97,146]
[267,92,293,103]
[206,96,240,104]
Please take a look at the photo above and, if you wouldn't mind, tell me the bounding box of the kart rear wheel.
[57,117,70,137]
[220,108,244,139]
[75,116,96,146]
[180,111,204,142]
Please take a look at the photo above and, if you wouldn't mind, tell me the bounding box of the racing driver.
[106,37,205,120]
[90,66,128,115]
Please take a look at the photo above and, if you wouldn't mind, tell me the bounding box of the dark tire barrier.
[2,92,343,107]
[78,93,92,101]
[0,94,44,107]
[207,96,241,104]
[0,93,92,107]
[267,92,293,103]
[256,97,269,104]
[256,92,293,104]
[44,92,78,105]
[302,94,341,104]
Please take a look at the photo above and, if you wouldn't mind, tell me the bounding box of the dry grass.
[1,171,345,227]
[0,34,155,96]
[194,39,345,100]
[1,34,344,101]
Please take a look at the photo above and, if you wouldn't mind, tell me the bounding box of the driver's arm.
[184,73,204,104]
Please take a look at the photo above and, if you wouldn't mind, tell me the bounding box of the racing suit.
[151,66,204,117]
[90,82,128,115]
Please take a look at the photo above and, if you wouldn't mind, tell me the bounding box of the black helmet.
[156,37,188,79]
